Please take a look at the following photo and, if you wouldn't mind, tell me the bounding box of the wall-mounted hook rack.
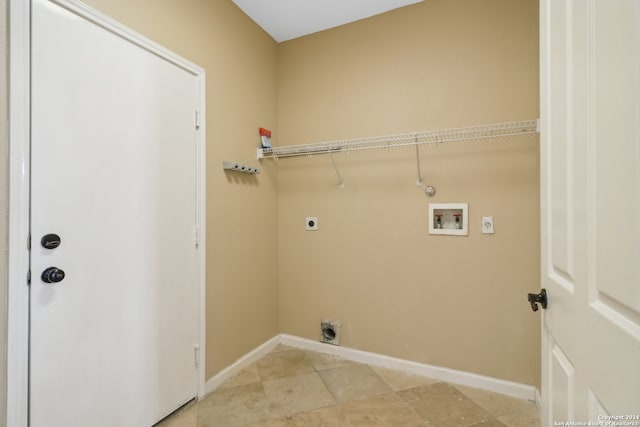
[223,161,260,174]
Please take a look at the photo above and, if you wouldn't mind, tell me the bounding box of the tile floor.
[158,344,540,427]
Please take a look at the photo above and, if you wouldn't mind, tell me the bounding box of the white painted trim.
[194,70,207,399]
[539,0,551,422]
[48,0,203,75]
[203,334,537,402]
[204,336,280,395]
[7,0,32,425]
[279,334,537,401]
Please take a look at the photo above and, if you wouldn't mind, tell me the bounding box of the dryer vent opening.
[320,320,341,346]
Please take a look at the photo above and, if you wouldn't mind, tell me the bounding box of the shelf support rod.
[329,153,344,189]
[415,135,423,186]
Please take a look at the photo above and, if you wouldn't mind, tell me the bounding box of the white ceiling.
[231,0,424,43]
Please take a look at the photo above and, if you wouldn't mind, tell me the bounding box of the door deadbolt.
[41,233,61,249]
[41,267,65,284]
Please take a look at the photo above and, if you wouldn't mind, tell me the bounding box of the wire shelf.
[257,119,539,159]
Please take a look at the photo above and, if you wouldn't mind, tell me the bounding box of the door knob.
[527,289,547,312]
[41,233,61,249]
[41,267,65,284]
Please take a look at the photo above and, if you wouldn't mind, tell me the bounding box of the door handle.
[41,267,65,284]
[41,233,62,249]
[527,289,547,312]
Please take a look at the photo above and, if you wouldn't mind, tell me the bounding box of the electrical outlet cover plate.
[481,216,495,234]
[306,217,318,231]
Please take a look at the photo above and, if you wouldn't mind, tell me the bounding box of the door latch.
[527,289,548,312]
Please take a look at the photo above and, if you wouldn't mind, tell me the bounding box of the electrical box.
[306,217,318,231]
[428,203,468,236]
[481,216,495,234]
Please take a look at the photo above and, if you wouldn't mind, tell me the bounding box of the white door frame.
[7,1,207,425]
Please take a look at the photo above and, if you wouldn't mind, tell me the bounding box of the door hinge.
[27,269,31,285]
[194,226,200,249]
[195,110,201,129]
[194,344,200,366]
[27,232,31,251]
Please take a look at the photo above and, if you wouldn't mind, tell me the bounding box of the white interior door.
[540,0,640,423]
[30,1,203,425]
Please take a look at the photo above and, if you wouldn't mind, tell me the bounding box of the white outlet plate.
[481,216,495,234]
[306,217,318,231]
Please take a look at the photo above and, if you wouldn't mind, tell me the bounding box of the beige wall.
[3,0,540,404]
[276,0,540,387]
[0,0,8,422]
[82,0,280,378]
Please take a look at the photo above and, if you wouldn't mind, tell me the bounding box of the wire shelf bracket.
[328,153,344,189]
[414,137,423,186]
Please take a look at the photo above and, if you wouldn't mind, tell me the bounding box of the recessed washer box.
[428,203,468,236]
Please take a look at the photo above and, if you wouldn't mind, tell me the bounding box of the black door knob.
[41,267,65,284]
[527,289,548,312]
[41,233,62,249]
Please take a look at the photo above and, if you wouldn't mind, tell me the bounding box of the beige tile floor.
[158,344,540,427]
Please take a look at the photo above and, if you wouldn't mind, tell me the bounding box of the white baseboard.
[204,335,280,395]
[280,334,537,401]
[203,333,537,403]
[535,388,542,409]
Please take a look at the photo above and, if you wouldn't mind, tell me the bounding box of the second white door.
[540,0,640,422]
